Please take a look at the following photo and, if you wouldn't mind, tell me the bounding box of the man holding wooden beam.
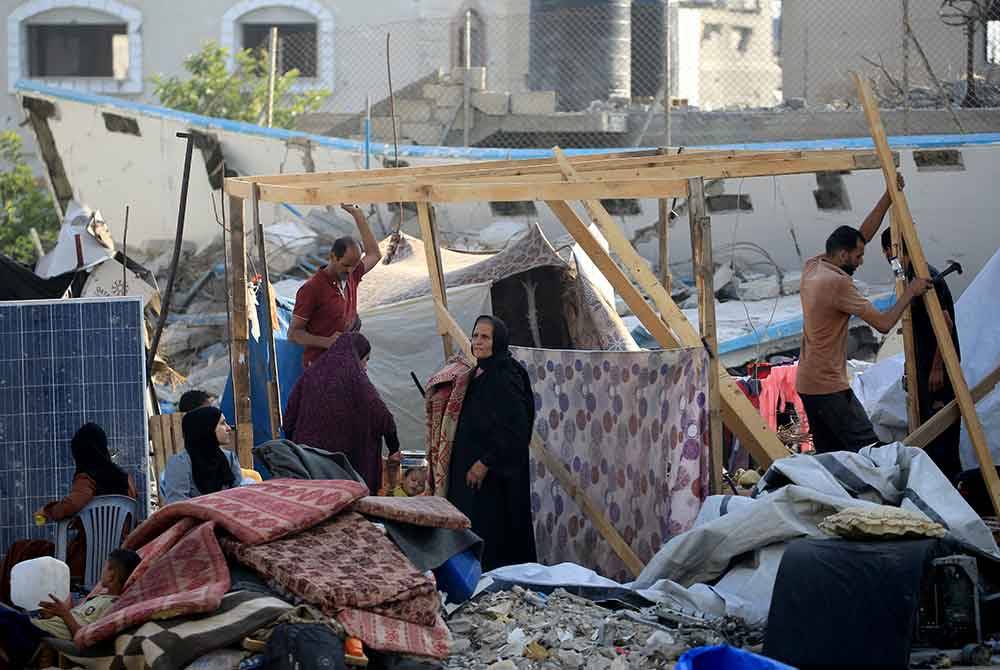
[797,175,932,454]
[288,204,382,368]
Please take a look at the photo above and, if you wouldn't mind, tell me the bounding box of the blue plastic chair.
[54,495,137,592]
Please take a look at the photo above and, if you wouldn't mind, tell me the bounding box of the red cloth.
[758,364,811,435]
[352,495,470,530]
[293,264,366,367]
[424,357,475,497]
[75,479,367,648]
[283,333,396,492]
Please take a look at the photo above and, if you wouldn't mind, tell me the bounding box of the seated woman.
[284,332,400,493]
[161,406,242,505]
[447,315,537,572]
[0,424,136,605]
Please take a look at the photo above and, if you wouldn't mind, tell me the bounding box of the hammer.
[933,259,963,286]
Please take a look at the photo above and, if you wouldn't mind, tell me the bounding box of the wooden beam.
[439,297,644,577]
[227,148,888,191]
[225,149,891,202]
[417,202,454,360]
[904,362,1000,449]
[688,177,724,494]
[227,195,254,467]
[246,177,689,205]
[250,184,283,440]
[889,209,921,432]
[854,72,1000,516]
[552,148,788,466]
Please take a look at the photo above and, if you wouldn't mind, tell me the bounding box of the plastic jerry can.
[11,556,71,611]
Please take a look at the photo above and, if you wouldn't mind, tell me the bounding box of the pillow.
[818,506,946,540]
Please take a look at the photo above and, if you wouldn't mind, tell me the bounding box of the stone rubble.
[444,587,764,670]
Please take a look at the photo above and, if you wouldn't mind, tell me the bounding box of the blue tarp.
[220,292,304,449]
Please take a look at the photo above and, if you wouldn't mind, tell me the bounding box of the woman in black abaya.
[447,315,537,571]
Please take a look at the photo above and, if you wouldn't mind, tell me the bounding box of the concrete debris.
[736,275,780,302]
[445,587,764,669]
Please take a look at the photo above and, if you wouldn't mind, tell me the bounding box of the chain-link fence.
[261,0,1000,149]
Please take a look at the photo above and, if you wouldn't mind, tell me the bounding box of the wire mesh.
[254,1,1000,148]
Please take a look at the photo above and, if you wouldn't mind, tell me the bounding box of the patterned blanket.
[424,357,475,497]
[75,479,367,648]
[52,590,291,670]
[352,495,471,530]
[224,511,452,658]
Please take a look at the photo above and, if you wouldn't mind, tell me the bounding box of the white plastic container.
[11,556,71,611]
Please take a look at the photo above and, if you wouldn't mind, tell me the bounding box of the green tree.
[0,131,60,264]
[152,42,327,128]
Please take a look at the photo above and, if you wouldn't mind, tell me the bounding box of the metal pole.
[463,9,472,148]
[903,0,911,134]
[364,94,371,169]
[266,26,278,128]
[664,0,672,147]
[147,132,195,376]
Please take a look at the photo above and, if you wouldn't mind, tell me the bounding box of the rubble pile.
[445,587,764,670]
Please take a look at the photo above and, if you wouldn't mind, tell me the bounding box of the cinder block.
[511,91,557,115]
[396,99,433,122]
[428,84,464,108]
[471,90,510,115]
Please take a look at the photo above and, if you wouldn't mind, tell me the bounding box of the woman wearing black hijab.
[162,406,242,504]
[1,423,136,605]
[447,315,537,571]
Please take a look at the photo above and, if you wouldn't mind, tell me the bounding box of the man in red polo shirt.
[289,204,382,367]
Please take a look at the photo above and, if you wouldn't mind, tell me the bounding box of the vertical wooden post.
[658,198,670,292]
[688,178,723,495]
[855,72,1000,516]
[417,202,455,360]
[251,184,283,440]
[890,209,921,432]
[228,195,254,467]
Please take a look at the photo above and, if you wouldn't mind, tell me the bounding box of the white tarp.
[854,248,1000,469]
[493,444,996,625]
[361,282,492,453]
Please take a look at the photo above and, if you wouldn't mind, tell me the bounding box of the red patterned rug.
[75,479,367,648]
[424,357,474,497]
[224,511,452,658]
[352,495,470,530]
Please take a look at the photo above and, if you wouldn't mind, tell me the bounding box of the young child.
[0,548,141,668]
[392,465,428,497]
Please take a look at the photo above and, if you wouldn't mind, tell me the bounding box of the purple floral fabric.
[511,346,710,582]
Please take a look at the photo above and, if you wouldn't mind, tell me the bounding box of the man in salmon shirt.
[797,174,932,454]
[288,204,382,367]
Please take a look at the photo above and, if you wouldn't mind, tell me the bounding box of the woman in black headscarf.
[1,423,136,605]
[162,406,242,504]
[447,315,537,571]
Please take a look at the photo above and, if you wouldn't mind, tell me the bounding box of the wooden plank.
[169,412,185,460]
[889,209,921,432]
[252,178,689,205]
[551,148,788,466]
[435,299,474,362]
[251,184,283,440]
[440,297,644,577]
[227,148,887,191]
[148,415,165,479]
[228,195,254,467]
[227,150,889,202]
[854,71,1000,516]
[688,177,724,494]
[904,362,1000,449]
[417,202,454,359]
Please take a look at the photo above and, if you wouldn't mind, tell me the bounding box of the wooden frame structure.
[225,142,912,574]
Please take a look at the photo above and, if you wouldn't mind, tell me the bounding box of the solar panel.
[0,297,149,563]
